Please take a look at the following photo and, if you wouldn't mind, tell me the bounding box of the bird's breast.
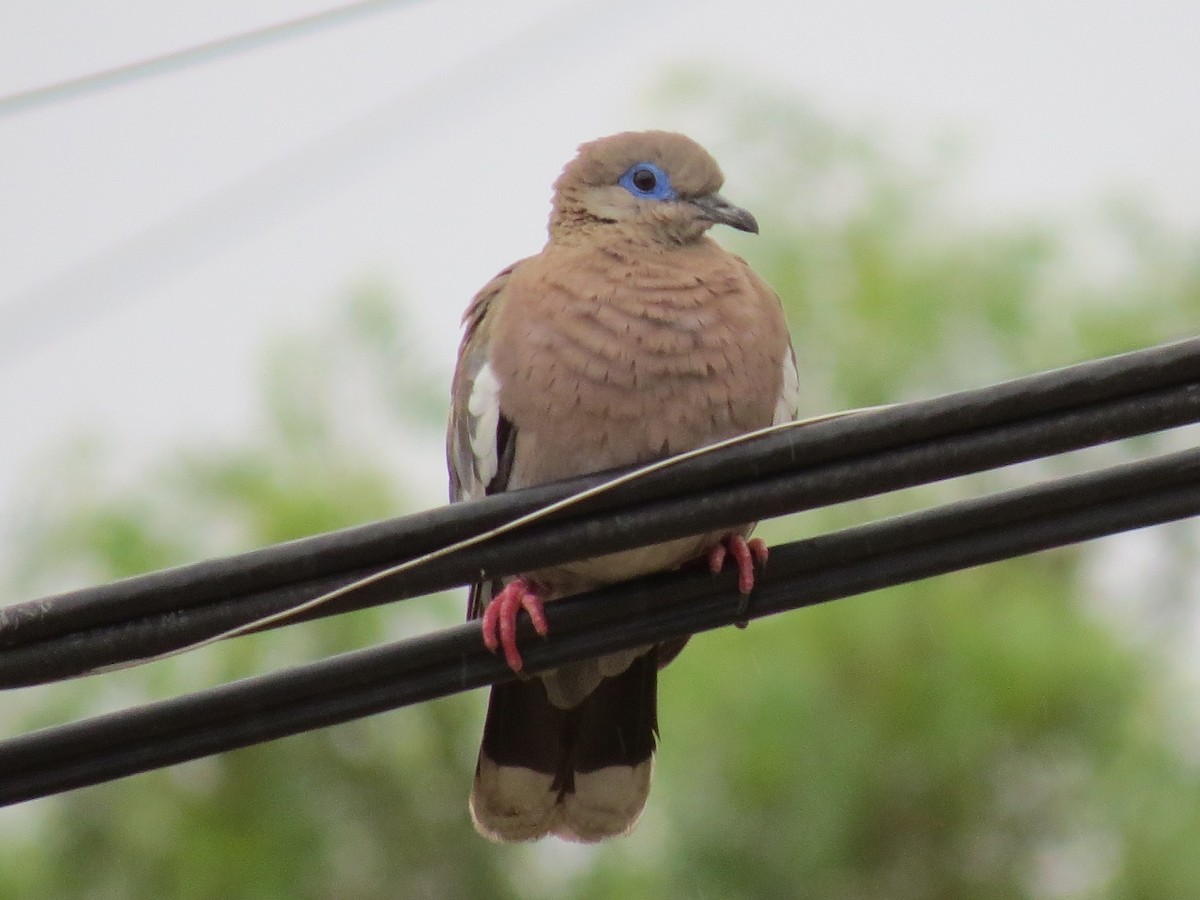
[491,242,788,488]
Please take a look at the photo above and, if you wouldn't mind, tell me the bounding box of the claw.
[481,577,549,672]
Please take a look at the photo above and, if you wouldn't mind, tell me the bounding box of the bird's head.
[548,130,758,246]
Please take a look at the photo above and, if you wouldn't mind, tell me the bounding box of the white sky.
[1,0,1199,537]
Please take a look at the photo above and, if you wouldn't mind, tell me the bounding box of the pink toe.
[480,578,549,673]
[707,543,728,574]
[706,534,768,595]
[523,591,550,637]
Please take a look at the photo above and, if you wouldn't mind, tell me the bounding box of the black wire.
[1,443,1197,807]
[0,0,644,367]
[3,337,1200,682]
[0,1,421,118]
[2,336,1199,688]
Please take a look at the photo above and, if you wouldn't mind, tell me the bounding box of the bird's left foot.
[707,535,768,626]
[706,535,769,594]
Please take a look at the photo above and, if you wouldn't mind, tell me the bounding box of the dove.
[447,130,798,842]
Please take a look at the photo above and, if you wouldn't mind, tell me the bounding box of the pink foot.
[706,535,769,594]
[481,577,549,672]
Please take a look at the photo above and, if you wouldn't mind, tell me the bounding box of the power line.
[0,0,422,119]
[1,334,1199,688]
[0,0,662,367]
[1,439,1197,806]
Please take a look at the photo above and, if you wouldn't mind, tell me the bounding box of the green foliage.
[658,71,1200,407]
[4,84,1200,898]
[0,290,511,900]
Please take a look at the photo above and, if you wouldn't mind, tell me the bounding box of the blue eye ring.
[619,162,676,201]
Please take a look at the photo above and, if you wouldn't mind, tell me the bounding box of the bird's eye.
[632,168,657,192]
[619,162,675,201]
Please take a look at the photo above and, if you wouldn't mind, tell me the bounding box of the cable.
[0,1,421,118]
[0,0,664,366]
[1,335,1199,687]
[1,442,1197,806]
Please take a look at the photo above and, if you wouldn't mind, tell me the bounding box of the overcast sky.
[2,0,1199,539]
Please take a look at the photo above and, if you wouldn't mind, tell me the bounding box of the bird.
[447,130,798,842]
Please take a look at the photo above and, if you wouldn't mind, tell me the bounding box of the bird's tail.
[470,652,658,843]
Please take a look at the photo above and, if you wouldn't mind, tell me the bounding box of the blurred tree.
[3,81,1200,899]
[0,288,518,900]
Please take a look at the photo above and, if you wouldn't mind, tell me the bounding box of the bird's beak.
[690,193,759,234]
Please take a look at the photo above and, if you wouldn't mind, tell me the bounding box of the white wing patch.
[466,362,502,496]
[773,345,800,425]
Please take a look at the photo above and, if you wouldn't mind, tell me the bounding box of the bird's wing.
[447,262,524,503]
[730,257,799,427]
[447,261,528,619]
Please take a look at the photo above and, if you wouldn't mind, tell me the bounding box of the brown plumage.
[447,131,798,842]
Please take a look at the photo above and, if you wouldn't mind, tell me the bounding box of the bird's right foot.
[481,577,549,672]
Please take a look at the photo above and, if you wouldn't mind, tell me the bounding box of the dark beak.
[690,192,759,234]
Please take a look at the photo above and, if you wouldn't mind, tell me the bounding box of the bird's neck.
[547,221,709,253]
